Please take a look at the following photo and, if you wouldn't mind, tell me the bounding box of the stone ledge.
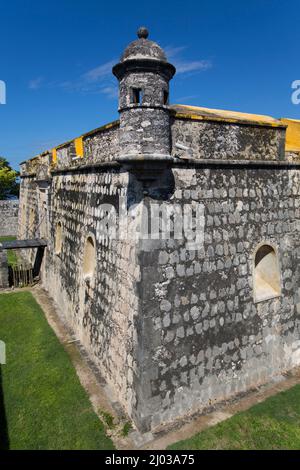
[171,158,300,169]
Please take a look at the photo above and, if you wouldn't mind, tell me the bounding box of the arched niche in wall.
[82,235,96,280]
[253,243,281,303]
[29,208,35,236]
[55,222,62,255]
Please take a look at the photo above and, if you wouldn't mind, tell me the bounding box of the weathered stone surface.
[135,166,300,429]
[171,116,286,161]
[0,200,19,236]
[0,250,9,288]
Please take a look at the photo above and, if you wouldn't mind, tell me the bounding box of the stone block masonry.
[17,27,300,432]
[134,165,300,429]
[0,200,19,236]
[0,250,9,288]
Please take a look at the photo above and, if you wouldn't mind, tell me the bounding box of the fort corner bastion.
[17,28,300,432]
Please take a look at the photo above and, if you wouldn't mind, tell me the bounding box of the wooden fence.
[9,263,33,287]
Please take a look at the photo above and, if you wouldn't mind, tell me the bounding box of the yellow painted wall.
[52,148,57,164]
[281,118,300,152]
[74,137,84,158]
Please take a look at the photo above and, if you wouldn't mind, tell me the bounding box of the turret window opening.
[163,89,169,105]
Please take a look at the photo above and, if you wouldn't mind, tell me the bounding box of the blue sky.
[0,0,299,169]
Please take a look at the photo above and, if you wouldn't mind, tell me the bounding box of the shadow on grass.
[0,366,9,450]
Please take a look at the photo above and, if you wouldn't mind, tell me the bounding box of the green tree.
[0,157,19,200]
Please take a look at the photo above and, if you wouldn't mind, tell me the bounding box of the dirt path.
[141,368,300,450]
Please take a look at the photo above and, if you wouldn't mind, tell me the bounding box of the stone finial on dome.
[114,27,170,64]
[137,26,149,39]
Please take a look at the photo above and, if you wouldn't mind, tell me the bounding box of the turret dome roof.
[120,27,167,63]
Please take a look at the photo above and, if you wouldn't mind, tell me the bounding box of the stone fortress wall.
[0,200,19,237]
[17,27,300,431]
[136,164,300,429]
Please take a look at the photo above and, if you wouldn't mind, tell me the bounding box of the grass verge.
[0,236,18,266]
[168,384,300,450]
[0,291,114,450]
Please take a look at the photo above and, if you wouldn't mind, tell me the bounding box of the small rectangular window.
[163,90,169,105]
[131,88,143,105]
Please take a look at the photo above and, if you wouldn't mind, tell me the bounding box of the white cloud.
[83,60,116,82]
[56,59,118,98]
[164,45,212,75]
[29,45,212,98]
[175,59,212,74]
[164,45,187,59]
[28,77,44,90]
[100,85,118,99]
[173,94,199,103]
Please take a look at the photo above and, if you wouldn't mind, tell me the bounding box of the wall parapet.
[171,105,287,129]
[20,109,300,172]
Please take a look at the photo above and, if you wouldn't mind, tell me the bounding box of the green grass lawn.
[169,384,300,450]
[0,291,114,450]
[0,236,18,266]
